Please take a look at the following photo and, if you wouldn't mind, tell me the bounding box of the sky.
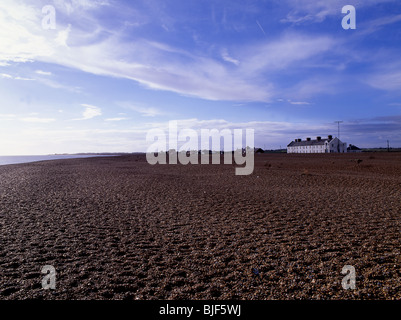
[0,0,401,155]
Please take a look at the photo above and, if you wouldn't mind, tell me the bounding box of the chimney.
[328,135,333,140]
[317,136,321,141]
[306,137,311,141]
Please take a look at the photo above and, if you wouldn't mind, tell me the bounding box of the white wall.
[287,139,346,153]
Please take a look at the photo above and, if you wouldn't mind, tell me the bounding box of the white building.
[287,135,347,154]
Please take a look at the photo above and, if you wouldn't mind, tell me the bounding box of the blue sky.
[0,0,401,155]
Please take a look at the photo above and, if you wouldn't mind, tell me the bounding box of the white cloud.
[55,24,72,47]
[139,118,338,150]
[74,104,102,120]
[2,70,78,90]
[281,0,398,25]
[288,100,311,105]
[256,20,266,36]
[14,76,35,81]
[105,117,129,121]
[0,113,16,120]
[359,14,401,35]
[0,0,309,102]
[20,117,56,123]
[36,77,81,92]
[240,33,336,73]
[0,73,13,79]
[366,70,401,91]
[0,0,55,63]
[0,0,354,102]
[221,49,240,66]
[35,70,52,76]
[1,116,398,155]
[36,36,274,101]
[0,0,110,64]
[117,102,163,117]
[284,76,342,99]
[1,73,35,81]
[53,0,110,15]
[276,99,311,105]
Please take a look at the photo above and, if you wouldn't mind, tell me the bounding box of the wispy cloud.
[117,102,163,117]
[1,73,35,81]
[342,116,401,146]
[0,73,13,79]
[105,117,129,121]
[20,117,56,123]
[53,0,111,15]
[35,77,81,92]
[365,69,401,91]
[1,0,400,154]
[288,100,311,105]
[221,49,240,66]
[14,76,35,81]
[0,0,55,63]
[73,104,102,120]
[239,33,337,73]
[359,14,401,35]
[281,0,398,25]
[0,0,343,102]
[0,113,17,120]
[276,99,311,105]
[284,76,342,99]
[256,20,266,36]
[0,0,109,64]
[35,70,52,76]
[2,69,79,91]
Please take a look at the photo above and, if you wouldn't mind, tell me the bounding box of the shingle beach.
[0,153,400,299]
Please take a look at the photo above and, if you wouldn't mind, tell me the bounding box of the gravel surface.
[0,153,400,300]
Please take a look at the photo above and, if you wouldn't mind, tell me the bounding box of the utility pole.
[334,121,343,139]
[387,140,390,152]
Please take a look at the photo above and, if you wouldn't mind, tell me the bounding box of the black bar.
[0,300,398,318]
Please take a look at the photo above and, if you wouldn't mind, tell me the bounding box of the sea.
[0,155,117,166]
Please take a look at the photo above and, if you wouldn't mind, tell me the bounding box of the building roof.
[287,139,328,147]
[347,144,361,150]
